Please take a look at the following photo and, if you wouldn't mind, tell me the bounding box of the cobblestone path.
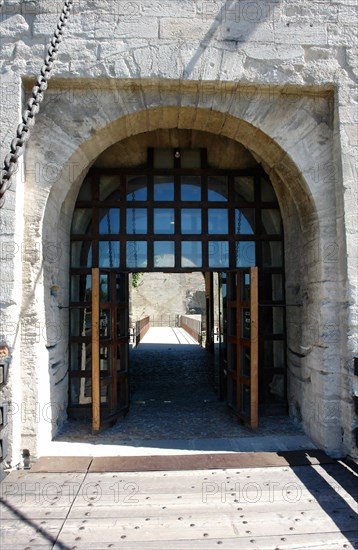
[54,328,309,449]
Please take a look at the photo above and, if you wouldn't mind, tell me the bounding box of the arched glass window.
[70,148,284,273]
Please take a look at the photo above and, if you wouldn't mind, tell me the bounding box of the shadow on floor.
[279,454,358,549]
[54,333,315,454]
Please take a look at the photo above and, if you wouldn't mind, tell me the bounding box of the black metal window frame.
[70,148,284,274]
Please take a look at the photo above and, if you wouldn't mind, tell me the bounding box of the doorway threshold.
[30,448,333,474]
[44,431,317,458]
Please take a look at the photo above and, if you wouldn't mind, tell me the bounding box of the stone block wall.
[130,273,205,327]
[0,0,356,462]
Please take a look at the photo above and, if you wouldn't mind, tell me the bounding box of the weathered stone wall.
[0,0,356,463]
[0,72,24,468]
[130,272,206,327]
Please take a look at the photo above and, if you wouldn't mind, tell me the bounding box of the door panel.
[226,267,258,428]
[92,268,129,433]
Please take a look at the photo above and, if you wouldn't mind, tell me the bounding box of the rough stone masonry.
[0,0,357,466]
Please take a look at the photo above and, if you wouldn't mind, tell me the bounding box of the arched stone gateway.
[14,81,348,459]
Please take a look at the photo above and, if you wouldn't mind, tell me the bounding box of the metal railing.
[180,315,202,344]
[134,316,150,347]
[150,315,179,328]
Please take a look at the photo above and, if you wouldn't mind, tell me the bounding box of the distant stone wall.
[130,273,205,326]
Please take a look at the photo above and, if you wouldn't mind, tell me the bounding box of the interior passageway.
[51,327,316,456]
[129,326,219,439]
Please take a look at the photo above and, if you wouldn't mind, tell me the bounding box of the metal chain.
[131,190,138,265]
[236,209,242,264]
[0,0,73,208]
[106,210,113,268]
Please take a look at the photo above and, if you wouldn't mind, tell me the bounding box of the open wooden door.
[226,268,258,429]
[92,269,129,433]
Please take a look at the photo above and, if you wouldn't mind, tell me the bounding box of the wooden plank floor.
[1,462,357,549]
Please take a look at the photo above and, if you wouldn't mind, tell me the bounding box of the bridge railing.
[150,315,179,328]
[134,316,150,347]
[179,314,202,344]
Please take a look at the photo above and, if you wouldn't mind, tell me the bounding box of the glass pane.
[261,273,284,302]
[154,242,175,267]
[181,176,201,201]
[99,273,109,302]
[227,343,237,372]
[70,307,91,337]
[99,176,120,201]
[99,208,120,234]
[99,241,120,268]
[126,175,147,201]
[265,373,285,402]
[126,208,147,234]
[154,148,174,169]
[241,309,251,339]
[240,346,251,376]
[234,176,254,202]
[261,209,282,235]
[241,273,250,302]
[100,382,109,404]
[99,308,111,339]
[154,176,174,201]
[117,345,122,371]
[240,385,250,416]
[262,307,284,335]
[208,209,228,234]
[71,241,92,268]
[272,308,284,334]
[208,241,229,267]
[116,274,126,302]
[127,241,147,268]
[71,274,92,302]
[208,176,228,201]
[116,308,127,338]
[70,343,92,372]
[154,208,175,234]
[99,346,111,374]
[72,209,92,234]
[228,307,236,337]
[117,344,128,372]
[227,273,237,301]
[181,209,202,234]
[261,178,277,202]
[70,377,92,405]
[181,149,201,168]
[77,177,92,201]
[264,340,285,369]
[182,242,202,268]
[262,241,283,267]
[235,241,255,267]
[235,209,255,234]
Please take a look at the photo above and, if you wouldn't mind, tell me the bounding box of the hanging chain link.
[0,0,73,208]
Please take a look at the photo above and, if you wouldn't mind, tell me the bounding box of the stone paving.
[48,328,315,457]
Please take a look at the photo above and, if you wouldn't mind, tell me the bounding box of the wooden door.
[226,268,258,429]
[92,269,129,432]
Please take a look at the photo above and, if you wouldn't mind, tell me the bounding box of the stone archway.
[20,81,345,457]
